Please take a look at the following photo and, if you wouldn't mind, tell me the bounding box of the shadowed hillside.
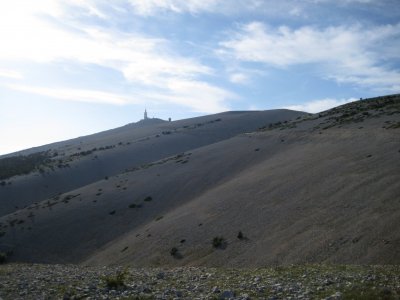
[0,94,399,267]
[0,109,303,216]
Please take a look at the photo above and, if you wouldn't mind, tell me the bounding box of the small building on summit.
[137,109,170,125]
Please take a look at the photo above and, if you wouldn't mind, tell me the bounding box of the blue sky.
[1,0,399,155]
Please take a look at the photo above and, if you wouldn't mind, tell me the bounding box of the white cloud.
[219,22,400,92]
[229,73,249,84]
[5,84,139,105]
[127,0,221,15]
[126,0,382,16]
[0,0,233,113]
[126,0,282,16]
[0,69,23,80]
[127,0,311,16]
[311,0,375,3]
[0,11,206,81]
[5,81,230,113]
[285,98,356,113]
[165,79,232,112]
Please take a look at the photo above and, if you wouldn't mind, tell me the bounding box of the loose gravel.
[0,264,399,299]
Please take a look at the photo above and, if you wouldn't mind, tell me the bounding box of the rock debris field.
[0,264,399,299]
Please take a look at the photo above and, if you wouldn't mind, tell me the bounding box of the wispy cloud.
[0,69,23,80]
[5,81,230,113]
[125,0,282,16]
[126,0,385,17]
[229,73,249,84]
[152,79,233,112]
[127,0,221,15]
[5,84,138,105]
[0,10,207,81]
[0,0,233,113]
[285,98,356,113]
[219,22,400,92]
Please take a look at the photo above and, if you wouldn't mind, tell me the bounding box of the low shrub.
[0,252,7,264]
[170,247,178,256]
[212,236,227,249]
[104,271,127,289]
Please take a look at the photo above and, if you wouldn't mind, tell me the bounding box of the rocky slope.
[0,94,399,267]
[0,264,399,299]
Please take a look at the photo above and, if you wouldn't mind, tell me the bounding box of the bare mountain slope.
[86,94,400,266]
[0,109,303,216]
[0,95,399,266]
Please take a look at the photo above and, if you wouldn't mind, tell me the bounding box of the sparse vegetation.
[169,247,182,259]
[387,121,400,129]
[259,95,400,133]
[212,236,226,249]
[0,151,51,180]
[144,196,152,202]
[71,148,97,157]
[0,264,399,299]
[103,270,127,289]
[342,285,398,300]
[0,252,7,264]
[170,247,178,257]
[63,194,80,202]
[237,231,244,240]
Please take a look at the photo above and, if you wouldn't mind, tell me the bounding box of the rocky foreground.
[0,264,399,299]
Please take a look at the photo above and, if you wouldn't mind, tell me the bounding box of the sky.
[1,0,399,155]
